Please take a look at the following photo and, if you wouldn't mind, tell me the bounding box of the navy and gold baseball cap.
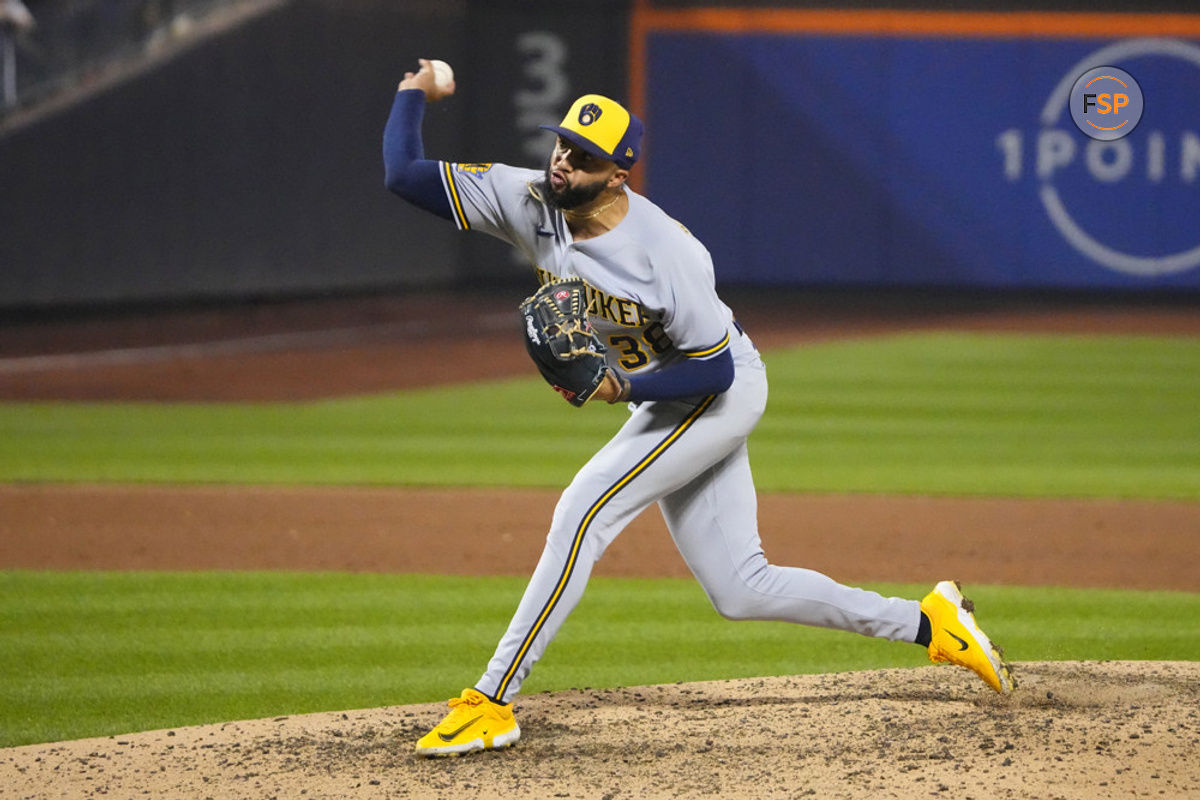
[540,94,644,170]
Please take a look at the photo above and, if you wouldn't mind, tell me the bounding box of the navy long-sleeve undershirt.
[383,90,452,219]
[382,89,735,401]
[626,350,734,403]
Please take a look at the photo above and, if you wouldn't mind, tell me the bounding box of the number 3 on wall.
[514,32,569,162]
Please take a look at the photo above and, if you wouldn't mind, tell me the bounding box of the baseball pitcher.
[383,58,1015,758]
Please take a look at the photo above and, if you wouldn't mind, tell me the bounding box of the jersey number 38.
[608,322,672,370]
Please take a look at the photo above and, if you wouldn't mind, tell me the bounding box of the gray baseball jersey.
[442,161,756,379]
[435,159,920,702]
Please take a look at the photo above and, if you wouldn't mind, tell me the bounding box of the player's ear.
[608,168,629,190]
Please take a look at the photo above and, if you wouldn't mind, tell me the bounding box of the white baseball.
[430,59,454,92]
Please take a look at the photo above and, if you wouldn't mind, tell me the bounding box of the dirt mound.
[3,661,1196,799]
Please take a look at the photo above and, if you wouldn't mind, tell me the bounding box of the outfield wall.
[2,1,1198,308]
[0,0,470,308]
[634,7,1200,290]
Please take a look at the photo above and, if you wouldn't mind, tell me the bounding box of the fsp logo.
[1069,66,1143,140]
[578,102,602,126]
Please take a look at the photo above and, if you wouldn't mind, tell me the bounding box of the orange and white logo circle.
[1068,65,1143,141]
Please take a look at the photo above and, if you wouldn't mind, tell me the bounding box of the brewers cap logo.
[578,102,603,126]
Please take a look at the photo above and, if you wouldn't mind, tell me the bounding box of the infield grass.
[2,571,1197,748]
[0,333,1198,498]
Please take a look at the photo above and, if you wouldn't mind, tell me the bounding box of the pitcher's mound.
[3,661,1196,799]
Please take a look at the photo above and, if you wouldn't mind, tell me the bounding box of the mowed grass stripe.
[2,571,1198,747]
[755,333,1200,497]
[0,333,1197,497]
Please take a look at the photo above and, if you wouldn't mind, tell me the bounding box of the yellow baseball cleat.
[921,580,1016,693]
[414,688,521,757]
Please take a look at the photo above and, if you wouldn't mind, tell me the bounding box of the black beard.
[541,164,608,210]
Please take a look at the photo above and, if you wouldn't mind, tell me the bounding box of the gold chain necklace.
[562,191,623,221]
